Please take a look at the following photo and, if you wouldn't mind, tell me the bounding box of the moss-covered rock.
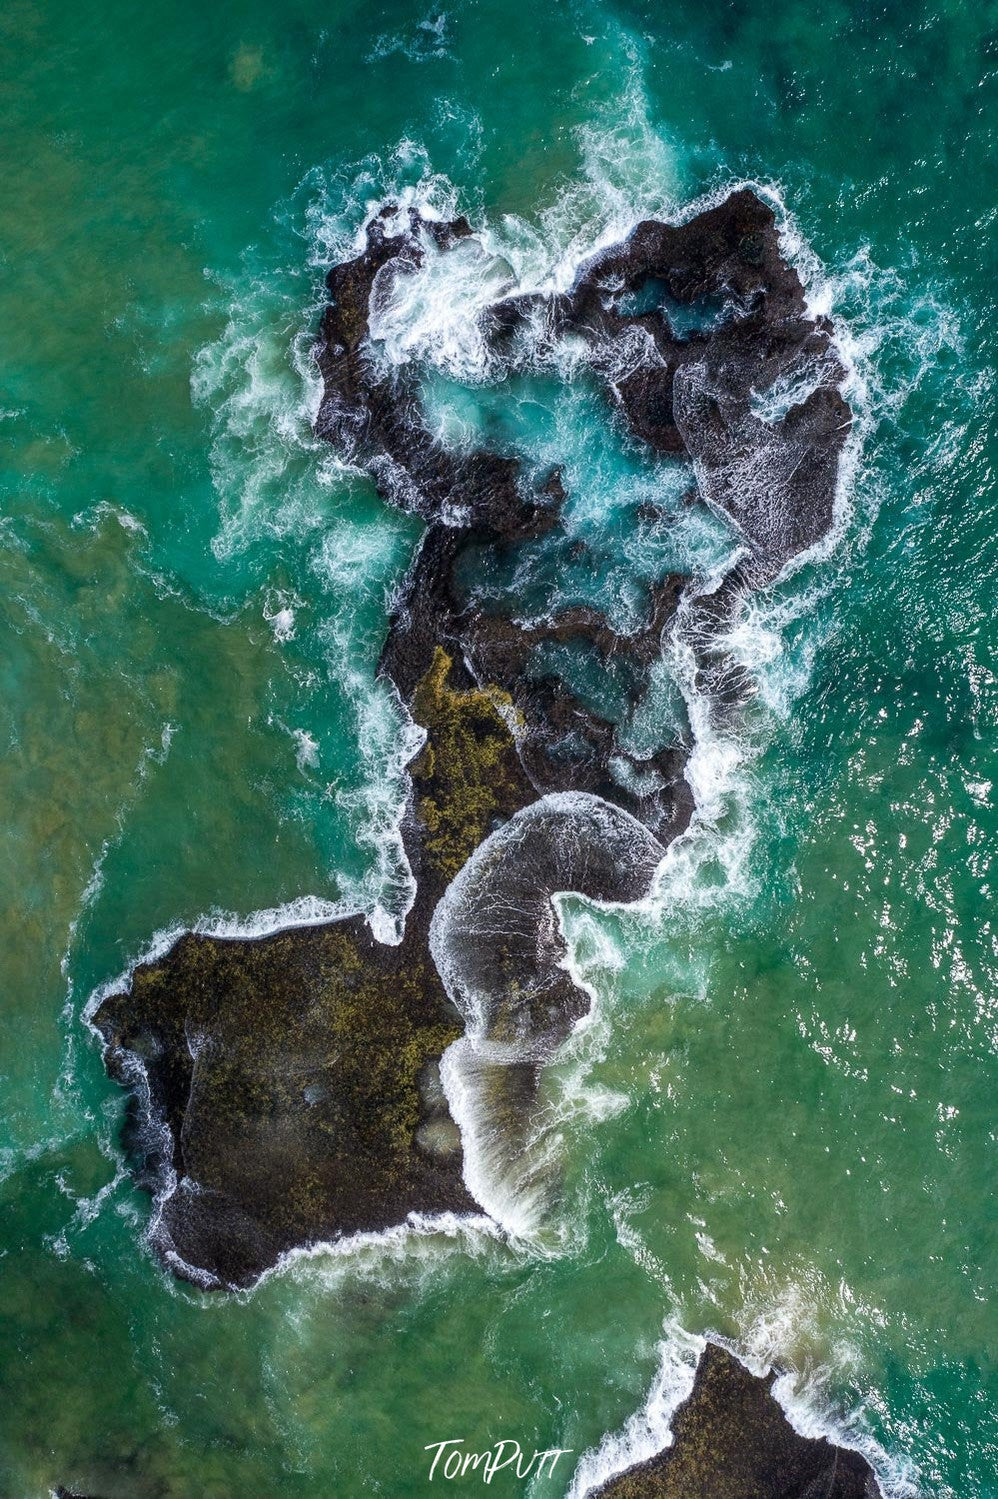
[95,917,474,1289]
[92,647,539,1289]
[409,646,533,889]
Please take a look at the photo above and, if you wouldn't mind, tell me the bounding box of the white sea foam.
[438,1039,565,1246]
[344,162,880,835]
[287,728,316,773]
[191,256,425,941]
[159,1211,510,1301]
[366,9,455,66]
[255,1210,512,1301]
[368,233,518,384]
[264,590,297,642]
[194,89,859,961]
[568,1320,703,1498]
[195,143,856,969]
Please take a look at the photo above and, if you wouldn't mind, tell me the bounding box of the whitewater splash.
[431,793,667,1235]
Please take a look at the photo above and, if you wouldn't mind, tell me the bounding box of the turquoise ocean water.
[0,1,995,1494]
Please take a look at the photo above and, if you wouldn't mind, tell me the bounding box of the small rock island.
[93,187,851,1289]
[592,1343,882,1499]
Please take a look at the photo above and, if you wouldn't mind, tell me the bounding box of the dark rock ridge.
[591,1342,883,1499]
[316,205,548,538]
[93,189,851,1289]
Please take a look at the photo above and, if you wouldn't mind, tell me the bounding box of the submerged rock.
[591,1343,882,1499]
[431,792,665,1057]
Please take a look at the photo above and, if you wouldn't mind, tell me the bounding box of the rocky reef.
[592,1343,883,1498]
[92,188,851,1289]
[92,653,530,1289]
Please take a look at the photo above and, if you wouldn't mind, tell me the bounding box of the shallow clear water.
[0,0,995,1495]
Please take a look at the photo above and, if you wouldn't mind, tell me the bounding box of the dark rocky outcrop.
[93,188,851,1290]
[491,189,852,583]
[315,205,553,540]
[315,202,698,834]
[592,1343,883,1499]
[96,918,473,1290]
[92,653,531,1290]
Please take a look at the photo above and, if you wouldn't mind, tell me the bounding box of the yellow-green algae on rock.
[409,646,532,889]
[97,919,474,1288]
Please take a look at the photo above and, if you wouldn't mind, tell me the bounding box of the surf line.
[425,1437,573,1483]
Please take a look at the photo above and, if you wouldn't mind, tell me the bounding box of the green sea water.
[1,0,996,1494]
